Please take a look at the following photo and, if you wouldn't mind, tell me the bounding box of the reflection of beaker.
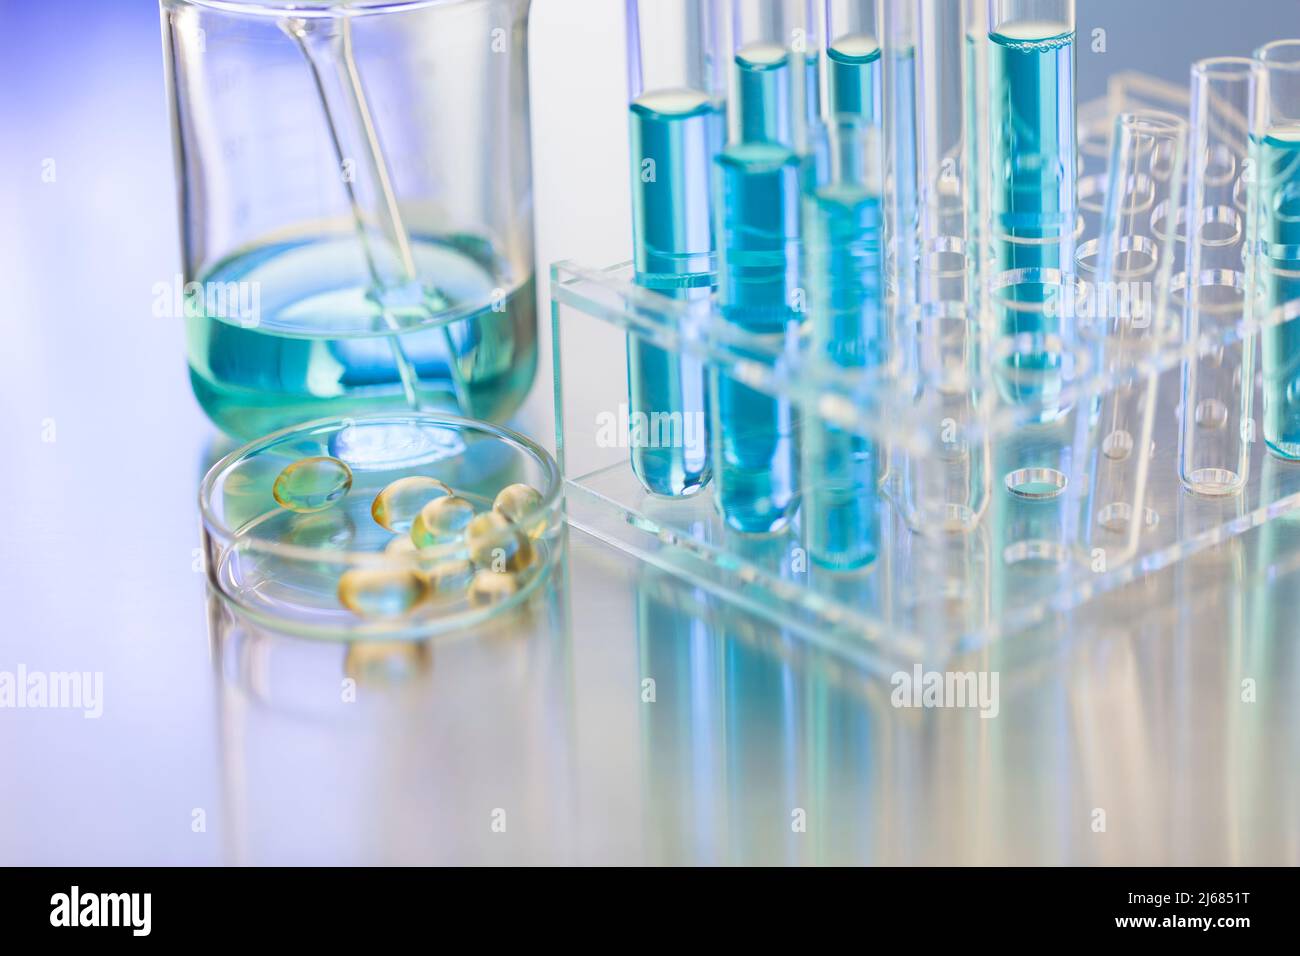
[207,572,575,865]
[161,0,537,439]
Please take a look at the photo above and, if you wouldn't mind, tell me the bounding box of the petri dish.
[199,413,562,640]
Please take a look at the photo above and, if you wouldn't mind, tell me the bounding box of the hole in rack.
[1102,429,1134,460]
[1096,502,1161,533]
[1002,540,1068,568]
[1185,467,1241,496]
[1004,467,1069,500]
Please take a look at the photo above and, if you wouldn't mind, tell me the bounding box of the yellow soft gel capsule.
[410,495,476,549]
[371,476,452,532]
[272,456,353,513]
[337,568,427,618]
[467,569,521,606]
[422,558,475,602]
[465,511,534,572]
[492,482,545,537]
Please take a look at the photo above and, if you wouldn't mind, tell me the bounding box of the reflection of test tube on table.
[711,0,813,534]
[1254,40,1300,461]
[1178,58,1265,497]
[1076,111,1186,568]
[985,0,1077,420]
[625,0,726,497]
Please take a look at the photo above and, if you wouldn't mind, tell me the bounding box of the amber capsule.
[370,476,452,532]
[384,535,419,557]
[492,482,545,538]
[467,569,521,606]
[272,456,353,513]
[422,558,476,603]
[410,495,476,549]
[337,567,427,618]
[465,511,534,572]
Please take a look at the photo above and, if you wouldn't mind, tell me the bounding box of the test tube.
[625,0,726,497]
[985,0,1077,420]
[915,0,973,306]
[711,0,813,533]
[1254,40,1300,461]
[1076,111,1186,567]
[964,0,989,309]
[824,1,883,122]
[802,116,888,568]
[898,0,990,534]
[1178,57,1265,497]
[882,0,919,319]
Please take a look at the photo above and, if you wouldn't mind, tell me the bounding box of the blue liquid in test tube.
[626,1,726,497]
[827,34,882,121]
[711,4,810,535]
[987,3,1076,413]
[803,123,887,569]
[1258,126,1300,458]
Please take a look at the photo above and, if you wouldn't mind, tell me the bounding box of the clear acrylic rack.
[550,75,1300,674]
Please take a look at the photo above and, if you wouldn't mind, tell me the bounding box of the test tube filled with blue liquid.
[711,0,812,534]
[624,5,728,502]
[986,0,1077,417]
[1256,40,1300,461]
[626,0,727,497]
[803,117,888,569]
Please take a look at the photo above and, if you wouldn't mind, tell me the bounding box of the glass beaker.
[160,0,537,439]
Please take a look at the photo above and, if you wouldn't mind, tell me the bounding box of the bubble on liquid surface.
[411,495,476,549]
[371,476,452,533]
[272,456,353,513]
[466,511,535,572]
[467,569,522,606]
[1102,429,1134,461]
[1195,398,1229,430]
[337,568,427,618]
[328,422,466,472]
[492,483,544,537]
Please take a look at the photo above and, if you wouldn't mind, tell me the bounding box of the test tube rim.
[1192,56,1263,83]
[160,0,486,19]
[1255,38,1300,69]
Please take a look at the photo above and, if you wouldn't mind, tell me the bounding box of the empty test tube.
[711,0,813,533]
[915,0,975,306]
[1076,111,1186,566]
[883,0,920,319]
[899,0,990,534]
[1178,57,1265,497]
[625,0,726,497]
[1254,40,1300,461]
[985,0,1078,420]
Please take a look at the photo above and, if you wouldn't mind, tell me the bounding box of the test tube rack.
[551,74,1300,673]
